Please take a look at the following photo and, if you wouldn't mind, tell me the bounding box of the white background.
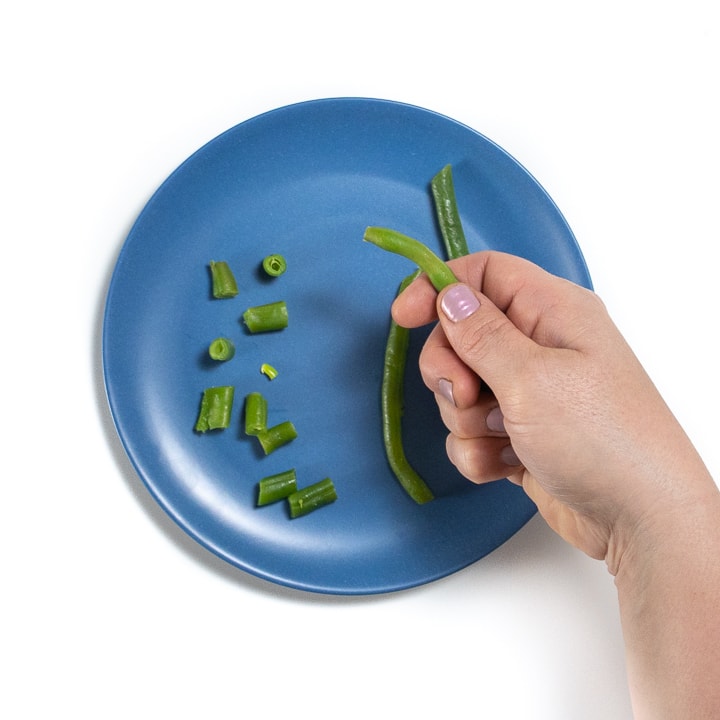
[2,2,718,718]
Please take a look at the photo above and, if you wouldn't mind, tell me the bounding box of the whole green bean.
[381,272,435,504]
[363,227,458,291]
[287,478,337,518]
[431,164,469,260]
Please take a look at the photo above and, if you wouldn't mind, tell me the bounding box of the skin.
[392,251,720,719]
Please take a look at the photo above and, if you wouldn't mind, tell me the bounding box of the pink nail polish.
[441,285,480,323]
[438,378,456,406]
[486,407,506,433]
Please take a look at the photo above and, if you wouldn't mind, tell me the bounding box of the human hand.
[392,251,714,568]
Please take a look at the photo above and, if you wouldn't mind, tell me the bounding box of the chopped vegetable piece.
[381,272,435,504]
[244,392,268,436]
[431,164,469,261]
[243,300,288,333]
[257,468,298,506]
[208,337,235,361]
[363,227,458,291]
[209,260,239,298]
[256,420,298,455]
[260,363,278,380]
[195,385,235,432]
[288,478,337,518]
[262,254,287,277]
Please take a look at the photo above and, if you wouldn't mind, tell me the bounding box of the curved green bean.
[431,164,469,261]
[381,271,435,504]
[363,227,458,291]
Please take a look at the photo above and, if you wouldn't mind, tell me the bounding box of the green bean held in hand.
[363,227,458,291]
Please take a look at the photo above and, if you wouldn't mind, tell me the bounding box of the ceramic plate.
[103,98,591,594]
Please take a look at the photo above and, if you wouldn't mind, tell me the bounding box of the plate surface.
[103,98,591,594]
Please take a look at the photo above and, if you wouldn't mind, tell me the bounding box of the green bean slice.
[195,385,235,432]
[287,478,337,518]
[209,260,239,298]
[257,469,298,506]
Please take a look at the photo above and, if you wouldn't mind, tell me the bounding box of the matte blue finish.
[102,98,592,594]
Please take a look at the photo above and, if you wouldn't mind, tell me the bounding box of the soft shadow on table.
[92,228,559,608]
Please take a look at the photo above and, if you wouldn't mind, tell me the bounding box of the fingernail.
[486,406,506,433]
[441,285,480,323]
[501,444,521,467]
[438,378,456,406]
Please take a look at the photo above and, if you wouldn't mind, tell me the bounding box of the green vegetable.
[244,392,268,436]
[243,300,288,333]
[381,271,435,504]
[363,227,458,291]
[288,478,337,518]
[195,385,235,432]
[260,363,278,380]
[431,164,469,260]
[256,420,298,455]
[208,337,235,361]
[262,254,287,277]
[257,468,298,506]
[209,260,239,298]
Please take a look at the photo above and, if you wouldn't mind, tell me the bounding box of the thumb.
[437,283,537,398]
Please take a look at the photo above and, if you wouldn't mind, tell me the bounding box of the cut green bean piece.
[262,254,287,277]
[243,300,288,333]
[209,260,239,298]
[195,385,235,432]
[256,420,298,455]
[244,392,268,436]
[257,468,298,506]
[431,164,469,261]
[208,337,235,361]
[381,272,435,504]
[363,227,458,292]
[288,478,337,518]
[260,363,278,380]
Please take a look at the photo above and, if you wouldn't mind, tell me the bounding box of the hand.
[392,251,715,568]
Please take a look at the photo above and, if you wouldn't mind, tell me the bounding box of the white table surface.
[3,2,718,718]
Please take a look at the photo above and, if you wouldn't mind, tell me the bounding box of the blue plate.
[103,98,591,594]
